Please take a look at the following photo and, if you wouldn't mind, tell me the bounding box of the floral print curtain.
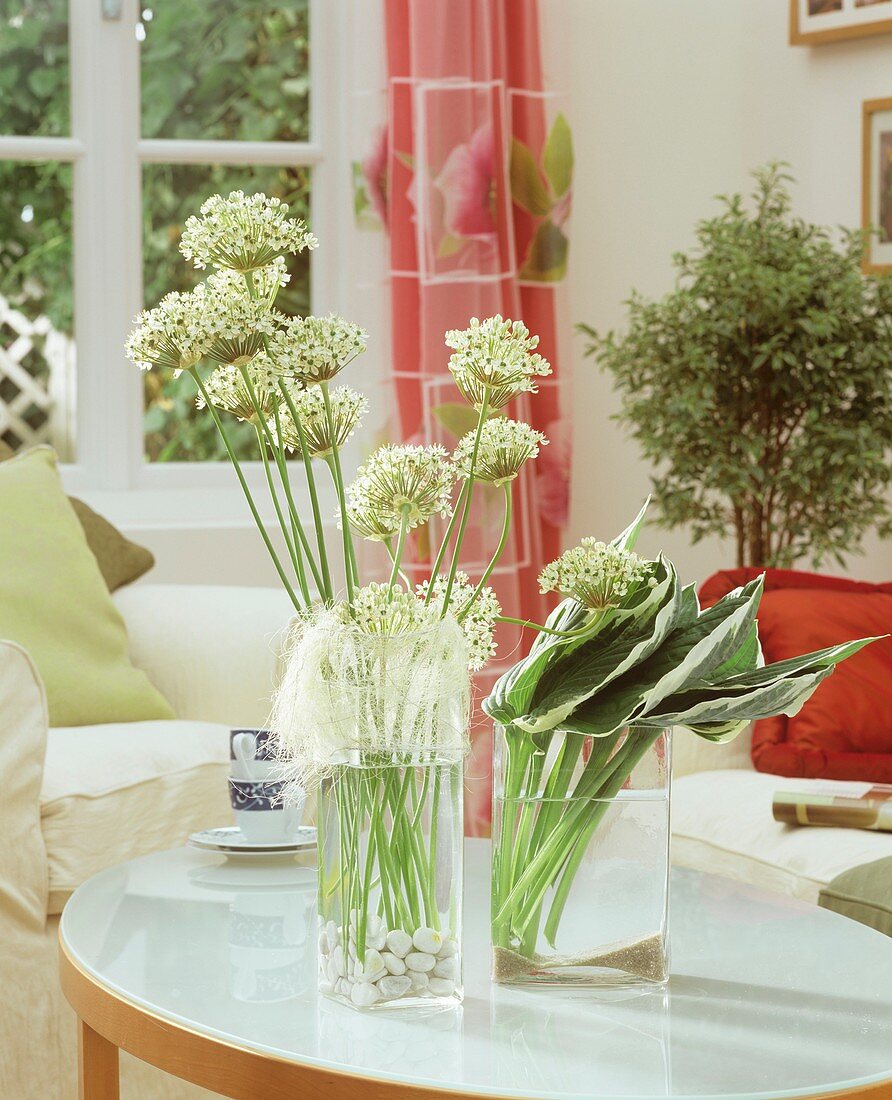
[350,0,573,835]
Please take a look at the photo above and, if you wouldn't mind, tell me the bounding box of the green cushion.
[0,447,174,726]
[818,857,892,937]
[0,439,155,592]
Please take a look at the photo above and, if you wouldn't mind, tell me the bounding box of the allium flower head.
[179,191,318,272]
[418,572,501,670]
[267,313,368,384]
[203,272,282,367]
[347,444,454,531]
[454,418,547,486]
[342,504,400,543]
[446,315,551,410]
[340,583,438,637]
[278,384,367,459]
[125,287,210,373]
[196,360,281,423]
[539,540,654,610]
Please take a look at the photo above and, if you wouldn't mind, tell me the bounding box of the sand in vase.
[492,933,667,985]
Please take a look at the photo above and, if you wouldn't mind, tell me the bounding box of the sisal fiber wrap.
[270,608,471,793]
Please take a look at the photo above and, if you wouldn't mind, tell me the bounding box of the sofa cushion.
[698,568,892,782]
[0,439,155,592]
[0,447,173,726]
[671,769,892,903]
[819,857,892,937]
[41,720,231,913]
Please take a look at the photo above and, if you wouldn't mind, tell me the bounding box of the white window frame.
[0,0,348,527]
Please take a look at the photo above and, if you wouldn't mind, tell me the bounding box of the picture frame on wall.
[790,0,892,45]
[862,98,892,274]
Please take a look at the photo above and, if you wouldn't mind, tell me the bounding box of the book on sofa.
[773,782,892,832]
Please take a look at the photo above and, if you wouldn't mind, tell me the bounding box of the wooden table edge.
[59,931,892,1100]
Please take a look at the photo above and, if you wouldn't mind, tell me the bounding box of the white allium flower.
[446,315,552,410]
[418,572,501,670]
[203,273,282,367]
[179,190,318,272]
[454,418,547,486]
[340,582,439,637]
[277,384,367,459]
[539,540,654,610]
[125,287,210,373]
[267,313,368,384]
[211,257,291,301]
[196,361,281,422]
[347,444,454,531]
[342,504,400,543]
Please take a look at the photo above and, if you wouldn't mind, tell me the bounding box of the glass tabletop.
[59,839,892,1099]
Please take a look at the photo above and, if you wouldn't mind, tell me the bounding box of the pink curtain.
[363,0,572,834]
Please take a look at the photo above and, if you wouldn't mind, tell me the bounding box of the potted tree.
[583,163,892,568]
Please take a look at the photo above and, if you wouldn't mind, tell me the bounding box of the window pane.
[139,0,310,142]
[0,0,70,136]
[142,164,311,462]
[0,161,75,459]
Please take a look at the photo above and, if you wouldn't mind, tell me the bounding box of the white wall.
[566,0,892,584]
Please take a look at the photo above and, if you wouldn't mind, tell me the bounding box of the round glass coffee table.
[60,840,892,1099]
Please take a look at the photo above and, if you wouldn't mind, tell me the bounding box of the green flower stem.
[383,538,412,590]
[388,506,411,595]
[440,391,491,613]
[492,735,536,935]
[190,369,301,612]
[458,482,512,623]
[269,403,328,598]
[320,382,358,605]
[252,423,311,604]
[423,481,470,605]
[277,380,334,603]
[494,727,659,946]
[496,615,599,639]
[542,729,660,947]
[239,368,325,600]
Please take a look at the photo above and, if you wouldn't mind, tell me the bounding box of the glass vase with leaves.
[485,504,876,987]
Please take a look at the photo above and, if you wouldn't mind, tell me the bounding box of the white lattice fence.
[0,293,75,459]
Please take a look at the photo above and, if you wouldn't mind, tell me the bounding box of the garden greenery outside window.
[0,0,327,492]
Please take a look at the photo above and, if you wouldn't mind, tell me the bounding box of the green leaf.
[519,221,568,282]
[612,497,650,551]
[543,113,573,198]
[510,138,552,217]
[431,403,501,442]
[516,558,683,735]
[558,577,765,739]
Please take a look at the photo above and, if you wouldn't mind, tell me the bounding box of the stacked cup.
[229,729,305,843]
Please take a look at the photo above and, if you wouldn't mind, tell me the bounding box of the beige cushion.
[41,720,232,913]
[672,724,754,778]
[672,769,892,902]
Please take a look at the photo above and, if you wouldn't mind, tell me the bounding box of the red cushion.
[698,569,892,782]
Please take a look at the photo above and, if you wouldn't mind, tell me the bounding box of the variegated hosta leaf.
[647,668,831,727]
[611,496,649,552]
[555,577,766,739]
[513,557,683,735]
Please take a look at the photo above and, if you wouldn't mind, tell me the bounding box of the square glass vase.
[491,724,670,989]
[317,752,463,1011]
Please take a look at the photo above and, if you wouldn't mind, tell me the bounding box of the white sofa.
[672,726,890,902]
[0,583,295,1100]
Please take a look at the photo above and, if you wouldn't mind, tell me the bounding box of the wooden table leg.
[78,1018,119,1100]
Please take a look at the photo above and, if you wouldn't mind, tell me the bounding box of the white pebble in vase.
[405,951,436,973]
[385,929,413,958]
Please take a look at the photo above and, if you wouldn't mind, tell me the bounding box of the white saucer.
[187,825,317,858]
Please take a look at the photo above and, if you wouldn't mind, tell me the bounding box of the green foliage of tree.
[0,0,310,461]
[583,164,892,569]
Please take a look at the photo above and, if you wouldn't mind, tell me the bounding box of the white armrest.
[0,641,49,929]
[114,584,296,727]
